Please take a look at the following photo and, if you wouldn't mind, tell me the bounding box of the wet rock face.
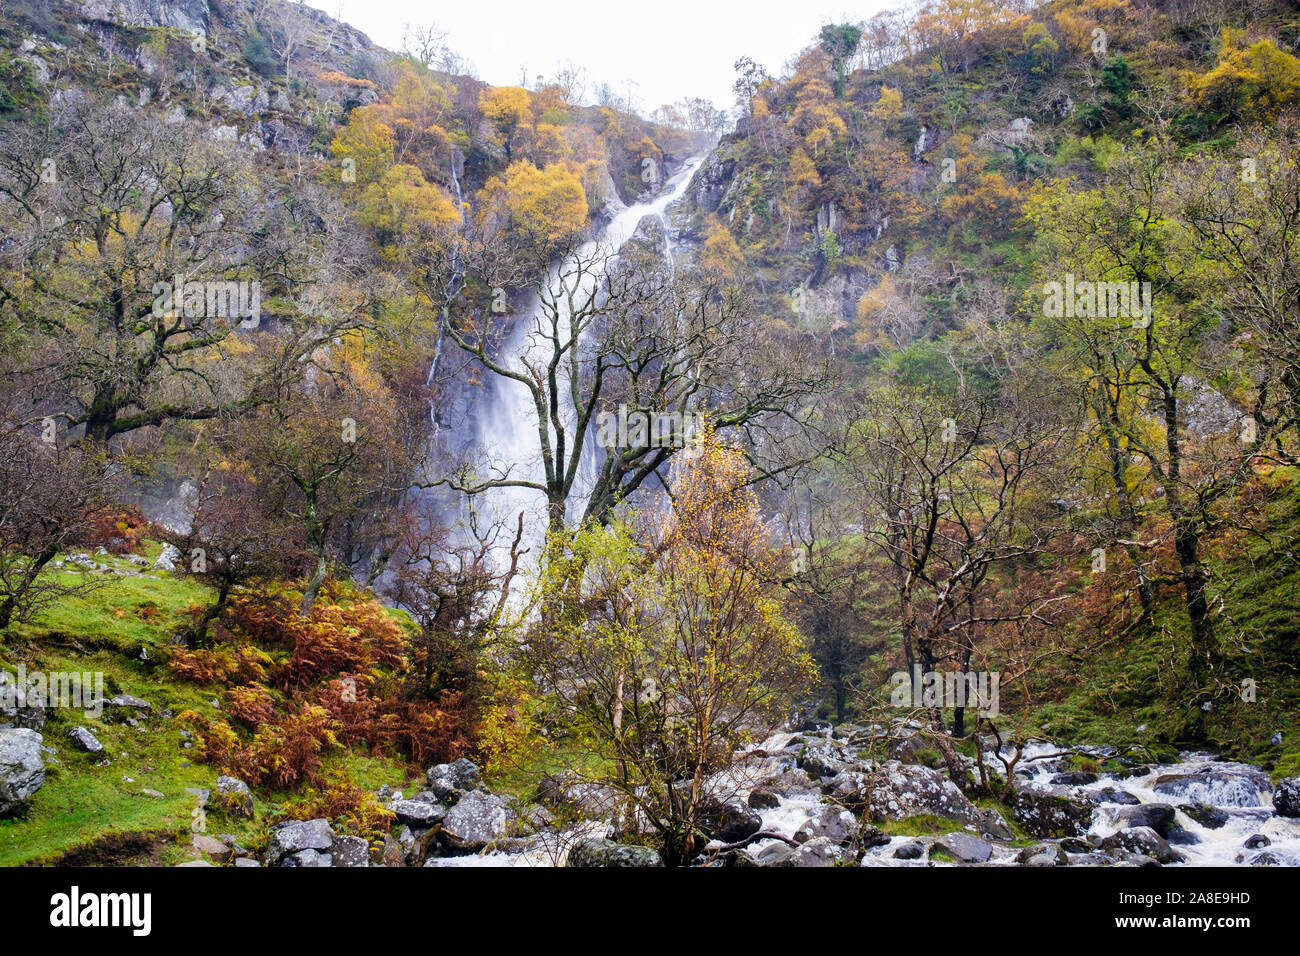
[1274,777,1300,818]
[0,729,45,815]
[1151,769,1272,807]
[1098,826,1184,865]
[698,797,762,844]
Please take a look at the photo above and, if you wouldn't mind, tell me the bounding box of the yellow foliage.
[329,106,395,186]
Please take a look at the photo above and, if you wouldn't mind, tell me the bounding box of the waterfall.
[474,155,705,555]
[426,148,467,437]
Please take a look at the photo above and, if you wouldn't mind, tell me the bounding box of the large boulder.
[1007,787,1094,838]
[264,818,335,865]
[566,838,663,867]
[0,728,45,816]
[1181,803,1229,829]
[1272,777,1300,818]
[426,757,480,801]
[698,797,762,843]
[828,761,983,827]
[747,786,783,810]
[439,791,513,851]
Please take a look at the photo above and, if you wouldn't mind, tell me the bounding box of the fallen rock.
[748,786,783,810]
[281,848,332,867]
[1050,771,1098,786]
[0,728,45,816]
[566,838,663,867]
[535,770,623,819]
[1244,834,1271,849]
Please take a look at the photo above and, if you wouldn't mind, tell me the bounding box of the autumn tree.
[0,417,114,629]
[528,435,815,865]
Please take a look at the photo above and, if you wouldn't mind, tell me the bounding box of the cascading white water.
[474,156,704,552]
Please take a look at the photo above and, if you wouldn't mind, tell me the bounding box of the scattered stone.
[0,682,46,730]
[1244,834,1271,849]
[747,786,782,810]
[142,788,165,798]
[67,727,103,753]
[566,838,663,867]
[0,728,45,816]
[233,858,262,867]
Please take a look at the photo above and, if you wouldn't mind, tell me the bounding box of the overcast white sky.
[304,0,892,111]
